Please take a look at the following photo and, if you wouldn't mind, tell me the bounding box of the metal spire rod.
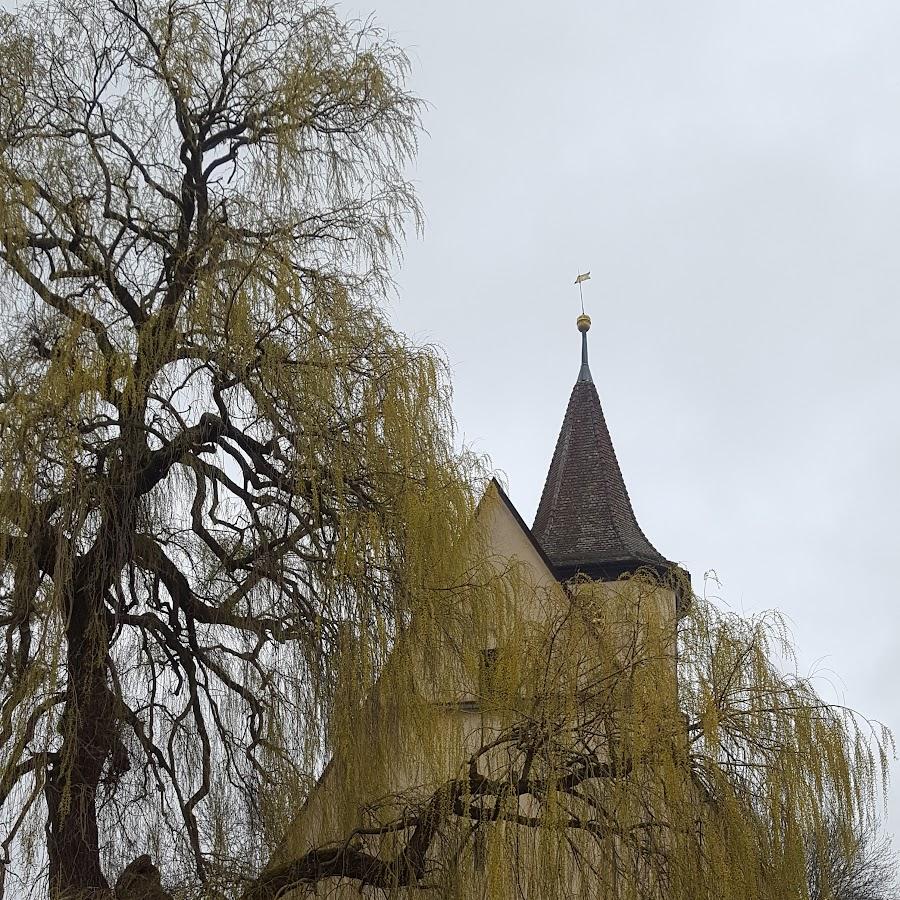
[574,270,593,384]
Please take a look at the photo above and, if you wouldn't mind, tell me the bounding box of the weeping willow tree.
[0,0,494,895]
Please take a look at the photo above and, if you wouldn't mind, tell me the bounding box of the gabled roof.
[531,317,674,581]
[488,477,560,579]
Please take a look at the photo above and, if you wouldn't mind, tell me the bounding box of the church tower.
[532,314,683,590]
[272,312,688,895]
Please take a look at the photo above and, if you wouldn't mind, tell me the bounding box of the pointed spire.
[577,314,592,383]
[532,314,673,581]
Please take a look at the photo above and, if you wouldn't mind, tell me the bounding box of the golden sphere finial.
[577,314,591,333]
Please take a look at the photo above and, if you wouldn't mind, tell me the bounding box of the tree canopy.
[0,0,483,894]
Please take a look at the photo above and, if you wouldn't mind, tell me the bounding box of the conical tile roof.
[532,318,673,581]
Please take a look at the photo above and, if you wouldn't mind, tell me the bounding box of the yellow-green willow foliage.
[248,571,892,900]
[0,0,499,896]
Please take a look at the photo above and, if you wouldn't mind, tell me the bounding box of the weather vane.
[574,271,591,314]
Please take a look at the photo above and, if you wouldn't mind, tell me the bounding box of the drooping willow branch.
[240,590,892,900]
[244,722,638,898]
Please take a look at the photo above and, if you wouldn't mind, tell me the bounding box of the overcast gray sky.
[350,0,900,833]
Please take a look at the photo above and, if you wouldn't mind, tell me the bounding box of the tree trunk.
[46,590,116,899]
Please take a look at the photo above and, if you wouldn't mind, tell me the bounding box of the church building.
[267,313,688,897]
